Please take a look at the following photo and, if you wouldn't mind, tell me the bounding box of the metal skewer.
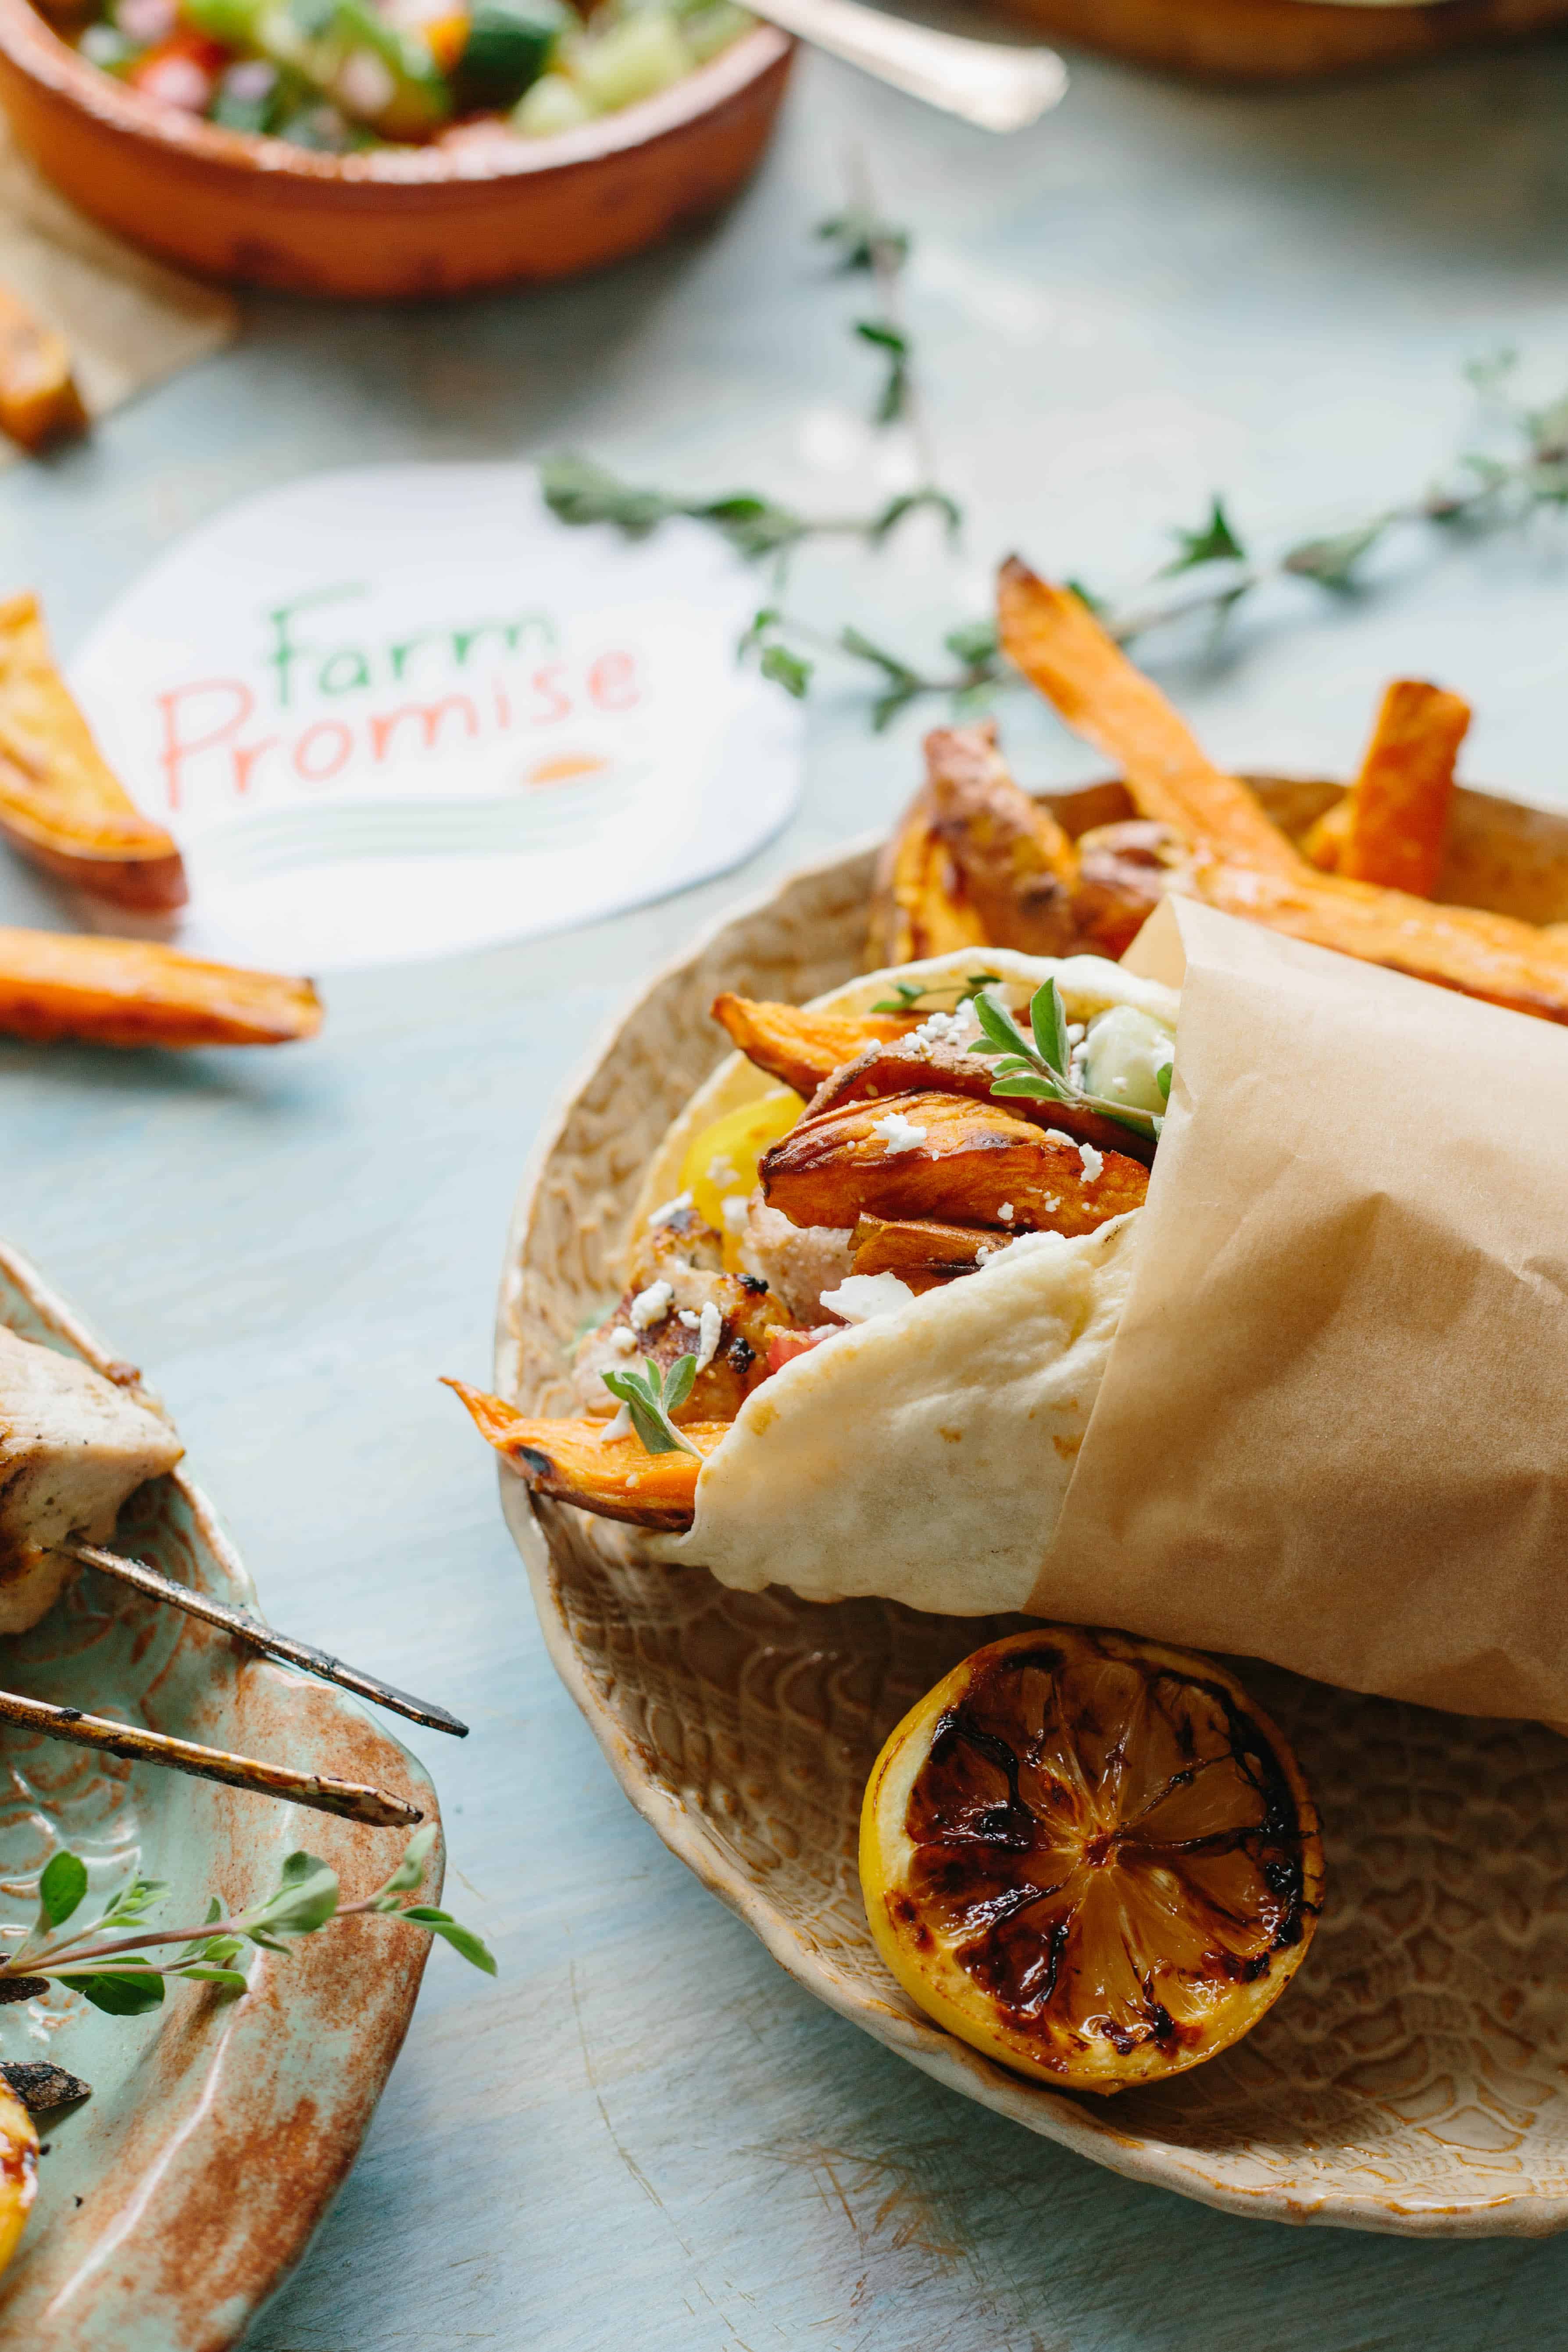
[68,1542,468,1739]
[0,1687,421,1828]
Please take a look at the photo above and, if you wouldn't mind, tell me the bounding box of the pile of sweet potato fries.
[872,555,1568,1029]
[0,593,318,1050]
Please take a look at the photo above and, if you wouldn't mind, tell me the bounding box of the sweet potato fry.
[1304,679,1469,897]
[996,557,1301,878]
[804,1037,1159,1168]
[0,596,186,910]
[0,929,321,1048]
[761,1090,1148,1235]
[1069,820,1198,959]
[445,1380,721,1530]
[924,721,1079,954]
[851,1214,1000,1291]
[1195,861,1568,1027]
[0,290,86,455]
[711,995,917,1097]
[866,787,991,968]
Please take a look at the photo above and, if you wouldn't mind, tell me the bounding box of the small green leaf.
[75,1966,165,2016]
[990,1072,1059,1100]
[854,320,911,425]
[759,644,812,699]
[662,1353,698,1415]
[814,208,910,275]
[250,1853,339,1937]
[1160,494,1247,577]
[380,1823,439,1899]
[1157,1062,1172,1102]
[970,991,1033,1063]
[943,618,998,668]
[39,1852,87,1930]
[177,1967,250,1993]
[402,1910,499,1977]
[1281,521,1386,590]
[870,489,963,547]
[1029,979,1070,1077]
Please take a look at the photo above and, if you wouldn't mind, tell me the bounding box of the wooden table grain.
[4,31,1568,2347]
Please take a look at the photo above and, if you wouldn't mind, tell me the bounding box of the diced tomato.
[128,31,227,109]
[764,1326,838,1378]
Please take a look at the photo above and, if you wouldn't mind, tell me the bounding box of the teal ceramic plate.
[0,1240,439,2351]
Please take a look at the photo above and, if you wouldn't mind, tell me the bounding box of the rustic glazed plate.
[0,1240,440,2349]
[498,776,1568,2238]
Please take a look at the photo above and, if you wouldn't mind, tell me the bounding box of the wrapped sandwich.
[460,882,1568,1730]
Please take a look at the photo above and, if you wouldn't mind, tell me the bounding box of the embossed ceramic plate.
[498,776,1568,2239]
[0,1241,441,2349]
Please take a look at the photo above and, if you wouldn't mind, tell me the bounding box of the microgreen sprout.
[0,1828,493,2019]
[601,1354,700,1456]
[969,981,1165,1146]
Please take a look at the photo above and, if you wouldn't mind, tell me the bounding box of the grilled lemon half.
[860,1625,1323,2094]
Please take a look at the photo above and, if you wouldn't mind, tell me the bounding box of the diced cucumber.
[509,64,593,129]
[679,0,746,61]
[569,7,685,109]
[79,20,142,66]
[457,0,571,107]
[254,0,452,136]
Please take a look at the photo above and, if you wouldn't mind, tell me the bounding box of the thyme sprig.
[970,981,1168,1146]
[601,1354,699,1455]
[0,1829,493,2019]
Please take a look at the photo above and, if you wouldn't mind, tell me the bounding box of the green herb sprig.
[970,981,1165,1146]
[601,1354,699,1455]
[0,1829,493,2018]
[870,970,1001,1014]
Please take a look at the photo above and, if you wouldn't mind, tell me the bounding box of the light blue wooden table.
[4,30,1568,2346]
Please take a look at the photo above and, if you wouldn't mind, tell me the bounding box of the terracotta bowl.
[0,0,793,297]
[497,776,1568,2237]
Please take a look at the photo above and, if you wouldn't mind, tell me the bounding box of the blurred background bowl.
[0,0,793,297]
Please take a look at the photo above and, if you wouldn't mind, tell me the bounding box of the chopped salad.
[52,0,754,151]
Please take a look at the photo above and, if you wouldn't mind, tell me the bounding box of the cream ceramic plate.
[0,1241,441,2349]
[497,779,1568,2238]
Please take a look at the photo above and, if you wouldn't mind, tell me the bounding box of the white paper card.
[70,463,803,971]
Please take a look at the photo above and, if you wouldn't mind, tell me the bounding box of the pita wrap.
[644,949,1175,1611]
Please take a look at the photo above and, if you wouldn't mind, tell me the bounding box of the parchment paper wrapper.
[1035,894,1568,1723]
[0,119,235,451]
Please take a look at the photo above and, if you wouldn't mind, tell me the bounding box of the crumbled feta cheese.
[1044,1128,1075,1148]
[629,1279,673,1331]
[721,1196,749,1233]
[872,1111,928,1155]
[693,1300,723,1373]
[1078,1144,1103,1183]
[607,1325,638,1356]
[676,1308,701,1330]
[647,1191,693,1228]
[820,1273,918,1323]
[1041,1195,1059,1210]
[1066,1022,1085,1045]
[706,1156,740,1189]
[997,1202,1014,1222]
[909,1003,981,1051]
[598,1403,633,1443]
